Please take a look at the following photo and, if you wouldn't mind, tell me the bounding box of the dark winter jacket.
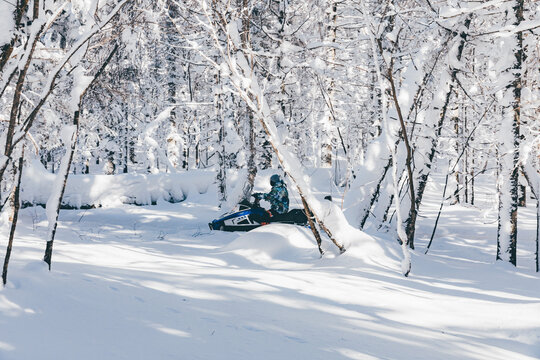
[257,181,289,215]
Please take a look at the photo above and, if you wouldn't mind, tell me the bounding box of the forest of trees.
[1,0,539,280]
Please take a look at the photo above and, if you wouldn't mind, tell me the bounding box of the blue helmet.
[270,174,282,186]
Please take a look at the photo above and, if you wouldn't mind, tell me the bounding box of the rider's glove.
[253,193,263,200]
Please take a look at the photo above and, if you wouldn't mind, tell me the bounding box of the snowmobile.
[208,197,308,232]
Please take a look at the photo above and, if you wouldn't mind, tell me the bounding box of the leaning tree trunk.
[386,61,417,249]
[43,44,119,269]
[496,0,523,266]
[43,120,79,270]
[404,15,472,248]
[301,197,324,255]
[358,156,392,229]
[2,148,24,286]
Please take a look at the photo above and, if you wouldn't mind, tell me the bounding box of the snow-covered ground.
[1,171,539,360]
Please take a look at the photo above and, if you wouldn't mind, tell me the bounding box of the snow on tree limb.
[12,0,133,148]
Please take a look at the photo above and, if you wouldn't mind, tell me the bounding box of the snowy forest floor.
[1,172,539,360]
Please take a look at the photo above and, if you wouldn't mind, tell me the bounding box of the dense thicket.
[1,0,539,276]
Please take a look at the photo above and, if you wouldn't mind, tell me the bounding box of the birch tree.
[496,0,524,266]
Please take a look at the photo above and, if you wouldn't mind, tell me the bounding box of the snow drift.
[21,159,214,208]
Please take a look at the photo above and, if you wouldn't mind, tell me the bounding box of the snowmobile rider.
[253,174,289,218]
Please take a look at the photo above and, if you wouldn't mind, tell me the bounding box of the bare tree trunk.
[537,196,539,273]
[471,148,475,205]
[2,148,24,286]
[123,109,129,174]
[496,0,523,266]
[386,64,417,249]
[241,110,257,200]
[521,166,539,272]
[321,0,338,168]
[453,114,461,203]
[238,0,257,200]
[374,20,416,247]
[215,68,227,205]
[301,197,324,255]
[33,0,40,19]
[464,109,469,204]
[359,157,392,229]
[425,164,450,254]
[44,44,119,269]
[43,116,79,270]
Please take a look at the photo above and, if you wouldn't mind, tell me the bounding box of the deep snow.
[1,170,539,360]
